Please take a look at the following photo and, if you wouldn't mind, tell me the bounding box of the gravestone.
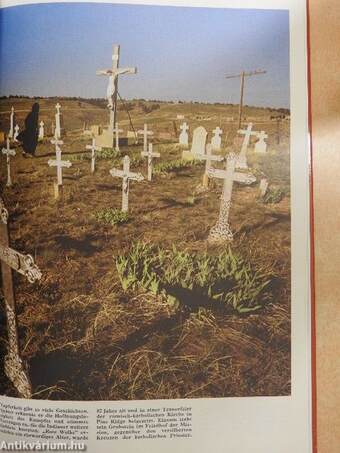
[0,196,42,398]
[194,144,224,189]
[141,143,160,181]
[207,153,256,242]
[211,126,223,151]
[237,122,258,169]
[13,125,20,142]
[255,131,268,154]
[110,155,144,212]
[86,137,102,174]
[39,121,44,140]
[2,138,16,187]
[138,124,154,153]
[182,126,207,160]
[179,122,189,147]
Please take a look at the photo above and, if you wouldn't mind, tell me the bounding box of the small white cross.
[55,103,61,114]
[86,137,102,173]
[8,107,15,139]
[237,122,258,169]
[141,143,160,181]
[110,155,144,212]
[138,124,154,153]
[2,138,16,187]
[48,149,72,186]
[13,125,20,142]
[39,121,45,140]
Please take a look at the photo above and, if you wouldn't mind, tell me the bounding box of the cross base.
[208,200,233,243]
[53,183,63,200]
[4,351,32,399]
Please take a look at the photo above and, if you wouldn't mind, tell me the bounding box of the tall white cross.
[237,122,258,169]
[48,148,72,186]
[138,124,154,153]
[179,122,189,147]
[207,153,256,242]
[13,125,20,142]
[2,138,16,187]
[114,122,123,152]
[194,144,224,189]
[86,137,102,173]
[110,155,144,212]
[55,103,62,139]
[39,121,45,140]
[8,107,15,139]
[141,143,160,181]
[96,44,137,130]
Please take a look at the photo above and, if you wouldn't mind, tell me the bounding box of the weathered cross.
[255,130,268,154]
[208,153,256,242]
[114,122,123,152]
[48,148,72,186]
[138,124,154,153]
[110,155,144,212]
[141,143,160,181]
[86,137,102,173]
[179,122,189,147]
[39,121,45,140]
[8,106,15,139]
[2,138,16,187]
[194,144,224,189]
[13,125,20,142]
[55,103,62,139]
[0,196,42,398]
[211,126,223,151]
[96,44,137,130]
[237,122,258,169]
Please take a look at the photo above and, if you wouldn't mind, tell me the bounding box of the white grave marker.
[237,122,258,169]
[86,138,102,174]
[39,121,45,140]
[13,125,20,142]
[255,131,268,154]
[114,123,123,152]
[182,126,207,160]
[48,140,72,198]
[55,103,62,139]
[207,153,256,242]
[141,143,160,181]
[138,124,154,153]
[179,122,189,147]
[8,107,14,139]
[2,139,16,187]
[110,155,144,212]
[194,144,224,189]
[259,178,269,197]
[211,126,223,151]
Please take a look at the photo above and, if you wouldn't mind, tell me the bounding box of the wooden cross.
[0,196,42,398]
[55,103,62,139]
[194,144,224,189]
[86,137,102,173]
[96,44,137,130]
[207,153,256,242]
[138,124,154,153]
[2,138,16,187]
[114,122,123,152]
[237,122,258,169]
[8,106,14,139]
[48,148,72,189]
[110,155,144,212]
[141,143,160,181]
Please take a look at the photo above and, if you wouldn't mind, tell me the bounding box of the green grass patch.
[116,242,272,314]
[262,187,285,204]
[154,159,203,175]
[95,208,130,225]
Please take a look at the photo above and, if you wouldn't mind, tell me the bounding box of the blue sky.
[0,3,290,108]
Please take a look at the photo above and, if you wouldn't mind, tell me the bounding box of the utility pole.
[225,69,267,129]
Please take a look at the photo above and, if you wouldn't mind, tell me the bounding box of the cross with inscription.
[110,155,144,212]
[208,153,256,242]
[0,196,42,398]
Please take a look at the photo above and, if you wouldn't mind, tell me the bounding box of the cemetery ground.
[0,98,290,400]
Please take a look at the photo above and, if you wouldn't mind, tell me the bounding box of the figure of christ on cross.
[96,44,137,130]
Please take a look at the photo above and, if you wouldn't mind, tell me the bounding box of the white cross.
[51,135,64,153]
[8,107,15,139]
[110,155,144,212]
[207,153,256,242]
[96,44,137,129]
[48,148,72,186]
[179,122,189,147]
[86,137,102,173]
[194,144,224,188]
[13,125,20,142]
[237,122,258,169]
[138,124,154,153]
[2,138,16,187]
[55,103,62,139]
[114,122,123,152]
[211,126,223,151]
[255,130,268,154]
[39,121,45,140]
[141,143,160,181]
[56,103,61,115]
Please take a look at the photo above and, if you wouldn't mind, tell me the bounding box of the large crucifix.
[96,44,137,132]
[207,153,256,242]
[0,196,42,398]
